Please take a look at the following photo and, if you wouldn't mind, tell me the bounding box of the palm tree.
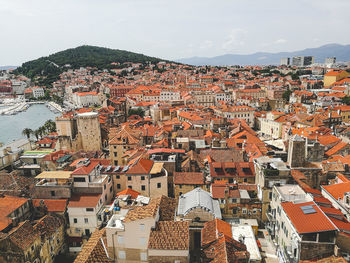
[33,129,40,141]
[38,126,46,138]
[22,128,33,140]
[44,119,56,133]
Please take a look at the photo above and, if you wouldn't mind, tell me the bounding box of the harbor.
[0,99,64,115]
[0,103,60,144]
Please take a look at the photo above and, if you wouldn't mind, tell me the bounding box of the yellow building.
[173,172,207,200]
[323,70,349,87]
[108,125,142,166]
[334,105,350,123]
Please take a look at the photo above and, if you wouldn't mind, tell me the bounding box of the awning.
[35,171,72,179]
[150,162,164,174]
[57,154,72,163]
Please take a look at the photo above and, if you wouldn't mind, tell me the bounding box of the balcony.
[36,179,72,187]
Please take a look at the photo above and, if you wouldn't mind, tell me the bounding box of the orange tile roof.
[148,221,189,250]
[116,188,140,199]
[126,158,154,174]
[281,201,337,234]
[173,172,204,185]
[325,141,349,157]
[322,182,350,200]
[68,194,101,208]
[0,196,29,231]
[32,199,68,212]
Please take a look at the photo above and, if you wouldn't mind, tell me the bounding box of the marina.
[0,104,60,145]
[0,99,64,115]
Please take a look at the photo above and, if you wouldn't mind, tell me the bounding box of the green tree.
[128,108,145,117]
[283,89,292,102]
[33,129,41,141]
[22,128,33,140]
[342,96,350,105]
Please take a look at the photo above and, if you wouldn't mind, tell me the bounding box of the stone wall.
[299,242,334,260]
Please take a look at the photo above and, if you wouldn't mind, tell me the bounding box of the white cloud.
[222,29,247,50]
[274,38,287,44]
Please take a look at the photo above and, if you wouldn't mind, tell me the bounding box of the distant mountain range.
[177,43,350,66]
[0,66,18,70]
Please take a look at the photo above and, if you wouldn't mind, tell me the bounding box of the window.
[128,185,132,189]
[243,178,248,183]
[141,185,146,191]
[114,152,117,157]
[110,186,113,193]
[114,160,118,165]
[118,251,126,259]
[128,176,131,181]
[86,208,94,212]
[85,229,90,236]
[140,224,145,231]
[116,175,120,179]
[242,208,247,214]
[73,218,77,224]
[31,245,34,251]
[84,218,88,224]
[179,185,182,189]
[140,252,147,261]
[117,184,121,189]
[118,235,124,244]
[73,177,86,182]
[157,183,161,188]
[50,191,55,197]
[104,184,106,190]
[141,176,145,180]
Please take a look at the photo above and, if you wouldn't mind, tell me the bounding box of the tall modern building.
[280,57,290,66]
[292,56,314,67]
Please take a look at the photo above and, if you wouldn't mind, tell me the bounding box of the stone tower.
[287,135,305,168]
[76,112,102,152]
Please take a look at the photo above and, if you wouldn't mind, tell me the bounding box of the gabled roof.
[71,160,99,176]
[126,158,154,174]
[322,182,350,200]
[116,188,140,199]
[68,194,101,208]
[32,199,68,212]
[202,219,233,246]
[148,221,189,251]
[74,229,112,263]
[0,196,29,231]
[281,201,337,234]
[173,172,204,185]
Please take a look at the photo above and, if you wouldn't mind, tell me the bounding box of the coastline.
[0,104,60,145]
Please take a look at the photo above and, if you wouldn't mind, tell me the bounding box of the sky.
[1,0,350,65]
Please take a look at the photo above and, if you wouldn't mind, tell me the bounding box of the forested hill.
[14,45,168,86]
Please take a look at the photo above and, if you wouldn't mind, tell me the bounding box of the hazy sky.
[1,0,350,65]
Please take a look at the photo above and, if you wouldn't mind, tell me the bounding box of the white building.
[159,90,181,102]
[72,91,100,108]
[321,181,350,222]
[67,193,105,253]
[32,86,45,98]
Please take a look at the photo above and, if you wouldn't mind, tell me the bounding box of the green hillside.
[15,45,168,86]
